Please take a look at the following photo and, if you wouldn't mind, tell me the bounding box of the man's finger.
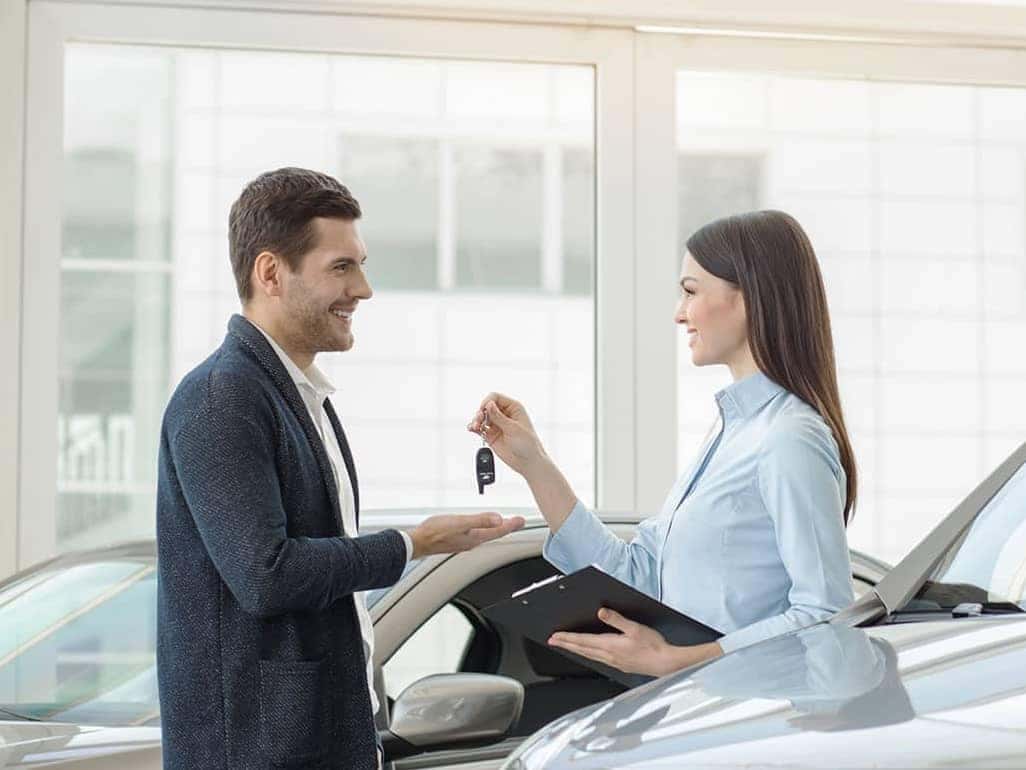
[467,516,525,545]
[459,512,502,530]
[597,607,642,635]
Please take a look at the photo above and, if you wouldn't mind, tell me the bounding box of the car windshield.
[0,557,158,726]
[904,460,1026,611]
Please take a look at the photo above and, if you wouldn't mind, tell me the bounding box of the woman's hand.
[548,608,723,677]
[467,393,547,477]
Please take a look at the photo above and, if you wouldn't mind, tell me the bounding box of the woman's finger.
[549,631,618,650]
[485,401,516,429]
[549,638,615,667]
[597,607,644,635]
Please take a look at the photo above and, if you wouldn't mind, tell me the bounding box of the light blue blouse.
[543,371,854,653]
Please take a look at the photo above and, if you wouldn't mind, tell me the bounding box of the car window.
[0,558,158,725]
[383,603,474,699]
[909,460,1026,609]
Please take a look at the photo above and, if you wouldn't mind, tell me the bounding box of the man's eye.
[336,264,350,272]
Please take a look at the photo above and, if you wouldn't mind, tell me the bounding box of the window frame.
[15,1,1026,575]
[19,2,637,569]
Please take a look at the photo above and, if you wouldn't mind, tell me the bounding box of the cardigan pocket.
[259,659,330,766]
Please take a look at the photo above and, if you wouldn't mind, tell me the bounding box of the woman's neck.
[727,346,760,382]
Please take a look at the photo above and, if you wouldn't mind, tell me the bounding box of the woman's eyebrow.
[680,275,697,287]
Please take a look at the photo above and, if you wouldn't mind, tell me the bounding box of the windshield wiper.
[950,601,1025,617]
[891,600,1025,619]
[0,706,42,722]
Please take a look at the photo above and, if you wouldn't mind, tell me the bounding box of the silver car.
[0,512,888,769]
[506,442,1026,769]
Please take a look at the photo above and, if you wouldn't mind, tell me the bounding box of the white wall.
[86,0,1026,41]
[0,0,27,580]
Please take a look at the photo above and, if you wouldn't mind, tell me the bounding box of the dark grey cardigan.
[156,314,407,769]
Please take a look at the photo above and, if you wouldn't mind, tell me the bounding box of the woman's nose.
[674,299,687,325]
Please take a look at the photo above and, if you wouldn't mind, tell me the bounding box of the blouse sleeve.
[718,419,854,653]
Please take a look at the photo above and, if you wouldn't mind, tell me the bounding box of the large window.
[17,4,1026,577]
[676,71,1026,563]
[55,44,595,551]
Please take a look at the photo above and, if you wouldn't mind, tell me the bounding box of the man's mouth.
[330,308,354,321]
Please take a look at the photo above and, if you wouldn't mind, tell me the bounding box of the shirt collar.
[715,370,784,420]
[245,318,336,400]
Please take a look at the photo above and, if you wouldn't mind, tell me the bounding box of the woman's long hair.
[686,210,857,525]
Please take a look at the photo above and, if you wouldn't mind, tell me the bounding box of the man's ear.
[252,251,284,299]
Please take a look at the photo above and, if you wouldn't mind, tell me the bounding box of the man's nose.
[352,269,373,300]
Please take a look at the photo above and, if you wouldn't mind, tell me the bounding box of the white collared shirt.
[249,319,412,717]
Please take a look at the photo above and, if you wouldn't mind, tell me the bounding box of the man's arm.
[170,404,407,618]
[169,382,524,619]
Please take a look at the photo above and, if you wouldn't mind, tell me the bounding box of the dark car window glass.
[0,559,157,725]
[909,461,1026,609]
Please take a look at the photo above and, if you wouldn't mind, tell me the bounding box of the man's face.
[276,217,372,356]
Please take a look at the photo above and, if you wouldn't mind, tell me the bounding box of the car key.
[476,416,496,494]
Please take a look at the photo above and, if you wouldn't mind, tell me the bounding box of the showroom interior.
[2,0,1026,767]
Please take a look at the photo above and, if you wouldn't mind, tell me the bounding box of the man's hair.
[228,167,361,301]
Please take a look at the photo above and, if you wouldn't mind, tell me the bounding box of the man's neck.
[242,308,315,370]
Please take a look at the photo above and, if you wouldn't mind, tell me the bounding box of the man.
[156,167,523,770]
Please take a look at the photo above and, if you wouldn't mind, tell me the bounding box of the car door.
[378,548,628,770]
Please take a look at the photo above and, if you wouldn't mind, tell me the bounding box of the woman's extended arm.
[469,393,660,593]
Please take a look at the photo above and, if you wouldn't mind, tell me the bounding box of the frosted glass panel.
[60,43,595,552]
[676,71,1026,564]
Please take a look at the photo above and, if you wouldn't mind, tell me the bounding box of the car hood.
[0,721,160,768]
[509,615,1026,769]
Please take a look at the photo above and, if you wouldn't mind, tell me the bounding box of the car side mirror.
[380,673,524,761]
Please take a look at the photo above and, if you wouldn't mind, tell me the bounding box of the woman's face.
[674,250,749,367]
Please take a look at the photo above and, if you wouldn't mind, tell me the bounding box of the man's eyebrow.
[331,255,368,265]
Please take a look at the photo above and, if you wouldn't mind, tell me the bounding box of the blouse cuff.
[542,499,603,574]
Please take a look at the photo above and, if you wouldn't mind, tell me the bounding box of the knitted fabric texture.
[157,314,406,769]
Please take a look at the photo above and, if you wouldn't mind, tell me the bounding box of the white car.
[0,512,888,769]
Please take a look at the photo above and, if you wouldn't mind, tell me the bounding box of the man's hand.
[408,513,526,559]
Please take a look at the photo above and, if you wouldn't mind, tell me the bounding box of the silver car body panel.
[507,614,1026,769]
[0,723,161,768]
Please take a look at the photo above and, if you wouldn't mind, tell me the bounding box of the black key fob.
[476,447,496,494]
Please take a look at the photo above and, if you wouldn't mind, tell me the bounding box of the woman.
[468,210,857,678]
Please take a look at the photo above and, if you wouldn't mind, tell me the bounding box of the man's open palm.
[410,513,526,559]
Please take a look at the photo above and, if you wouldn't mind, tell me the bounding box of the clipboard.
[482,565,723,686]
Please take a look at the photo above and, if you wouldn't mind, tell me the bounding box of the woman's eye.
[683,287,695,296]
